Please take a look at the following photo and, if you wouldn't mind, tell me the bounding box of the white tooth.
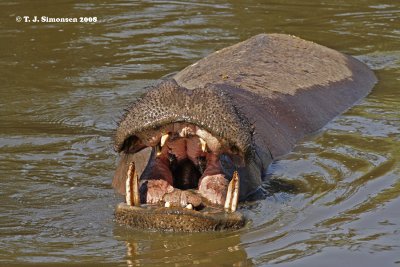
[126,162,140,207]
[231,172,239,212]
[132,164,140,207]
[156,144,162,156]
[165,201,171,208]
[196,128,221,152]
[224,171,240,212]
[185,204,193,210]
[199,138,207,152]
[125,169,132,206]
[224,181,232,210]
[161,134,169,147]
[181,128,186,137]
[180,127,190,137]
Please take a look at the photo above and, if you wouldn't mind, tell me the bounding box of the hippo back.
[174,34,377,158]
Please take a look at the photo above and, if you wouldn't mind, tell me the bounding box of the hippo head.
[112,79,265,231]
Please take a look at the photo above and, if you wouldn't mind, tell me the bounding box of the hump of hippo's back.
[174,34,377,158]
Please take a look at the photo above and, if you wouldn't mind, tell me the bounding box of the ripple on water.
[238,94,400,264]
[1,0,400,265]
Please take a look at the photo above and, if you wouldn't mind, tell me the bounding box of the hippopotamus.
[112,34,377,231]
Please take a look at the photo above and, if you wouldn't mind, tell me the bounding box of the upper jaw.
[114,79,254,160]
[120,122,245,164]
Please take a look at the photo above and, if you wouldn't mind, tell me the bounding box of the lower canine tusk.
[126,162,140,207]
[224,171,240,212]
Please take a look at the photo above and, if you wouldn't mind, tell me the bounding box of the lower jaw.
[115,161,245,232]
[114,203,245,232]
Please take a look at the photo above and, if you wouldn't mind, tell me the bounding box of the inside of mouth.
[170,158,202,190]
[122,122,242,209]
[146,131,208,191]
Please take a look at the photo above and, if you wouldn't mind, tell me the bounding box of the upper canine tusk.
[199,138,207,152]
[161,134,169,147]
[126,161,140,207]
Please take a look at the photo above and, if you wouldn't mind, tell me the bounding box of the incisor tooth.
[199,138,207,152]
[180,127,187,137]
[161,134,169,147]
[185,204,193,210]
[165,201,171,208]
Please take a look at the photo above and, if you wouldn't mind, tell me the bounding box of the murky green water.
[1,0,399,266]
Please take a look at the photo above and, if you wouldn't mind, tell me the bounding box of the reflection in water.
[0,0,399,266]
[114,226,251,266]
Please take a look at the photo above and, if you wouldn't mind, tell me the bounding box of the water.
[1,0,399,266]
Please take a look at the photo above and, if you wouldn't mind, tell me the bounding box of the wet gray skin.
[113,34,376,231]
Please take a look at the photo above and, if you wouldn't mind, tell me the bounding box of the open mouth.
[120,122,241,212]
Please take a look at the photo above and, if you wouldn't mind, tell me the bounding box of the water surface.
[1,0,399,266]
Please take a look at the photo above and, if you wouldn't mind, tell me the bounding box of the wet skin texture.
[113,34,376,230]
